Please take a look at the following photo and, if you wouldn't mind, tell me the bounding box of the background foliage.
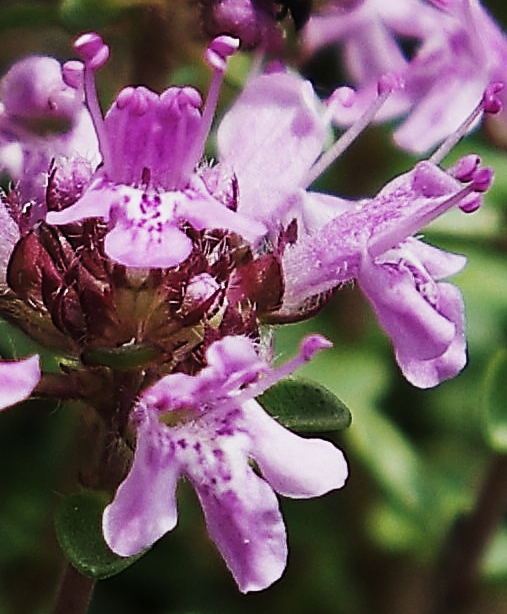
[1,1,507,612]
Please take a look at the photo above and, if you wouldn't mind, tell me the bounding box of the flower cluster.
[0,0,501,593]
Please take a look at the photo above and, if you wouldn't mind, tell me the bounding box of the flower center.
[70,33,240,191]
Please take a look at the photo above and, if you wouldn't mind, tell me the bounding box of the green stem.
[52,563,96,614]
[434,453,507,613]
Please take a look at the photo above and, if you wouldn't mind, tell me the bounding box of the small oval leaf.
[81,343,159,370]
[258,377,352,432]
[54,491,146,580]
[483,349,507,452]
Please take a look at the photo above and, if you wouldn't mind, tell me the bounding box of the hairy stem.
[52,563,96,614]
[434,453,507,613]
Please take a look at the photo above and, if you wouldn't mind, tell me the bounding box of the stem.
[434,453,507,613]
[52,563,96,614]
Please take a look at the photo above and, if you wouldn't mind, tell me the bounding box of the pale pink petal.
[104,221,193,269]
[244,399,348,498]
[192,454,287,593]
[396,282,466,387]
[103,421,180,557]
[217,72,328,223]
[0,355,40,410]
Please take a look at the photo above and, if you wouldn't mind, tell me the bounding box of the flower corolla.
[103,334,348,593]
[217,63,496,387]
[47,33,267,269]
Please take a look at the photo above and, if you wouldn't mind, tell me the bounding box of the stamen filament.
[213,335,332,413]
[180,36,239,183]
[368,182,477,259]
[428,102,484,166]
[304,77,398,188]
[74,34,112,174]
[429,82,503,165]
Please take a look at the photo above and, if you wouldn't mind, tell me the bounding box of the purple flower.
[0,55,99,210]
[0,355,40,410]
[303,0,507,152]
[47,34,267,269]
[213,62,495,386]
[102,334,348,592]
[281,159,492,387]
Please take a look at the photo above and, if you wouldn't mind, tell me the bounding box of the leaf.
[54,491,146,580]
[81,342,159,370]
[482,349,507,452]
[257,377,352,432]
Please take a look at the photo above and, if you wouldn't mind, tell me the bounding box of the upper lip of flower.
[45,33,269,270]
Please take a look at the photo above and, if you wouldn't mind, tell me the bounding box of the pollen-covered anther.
[62,60,84,89]
[74,33,110,70]
[471,166,494,193]
[205,35,240,72]
[482,81,504,115]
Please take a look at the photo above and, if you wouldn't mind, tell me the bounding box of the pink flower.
[103,334,347,592]
[47,34,267,269]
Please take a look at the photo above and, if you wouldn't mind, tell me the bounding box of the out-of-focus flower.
[0,355,40,410]
[199,0,284,50]
[103,334,347,593]
[0,55,99,210]
[303,0,507,152]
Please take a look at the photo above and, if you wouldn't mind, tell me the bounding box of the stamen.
[368,166,492,259]
[449,154,481,182]
[429,82,504,165]
[247,335,332,397]
[304,73,403,188]
[213,334,333,413]
[73,33,111,174]
[62,60,84,90]
[181,36,239,182]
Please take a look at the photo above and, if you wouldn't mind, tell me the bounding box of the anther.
[300,334,333,361]
[205,35,240,72]
[62,60,84,89]
[482,82,504,115]
[450,154,481,182]
[471,166,493,193]
[74,33,110,70]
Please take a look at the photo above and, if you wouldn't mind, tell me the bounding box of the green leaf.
[81,342,159,370]
[257,377,352,432]
[483,349,507,452]
[54,491,146,580]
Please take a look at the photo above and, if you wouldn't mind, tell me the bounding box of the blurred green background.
[2,0,507,612]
